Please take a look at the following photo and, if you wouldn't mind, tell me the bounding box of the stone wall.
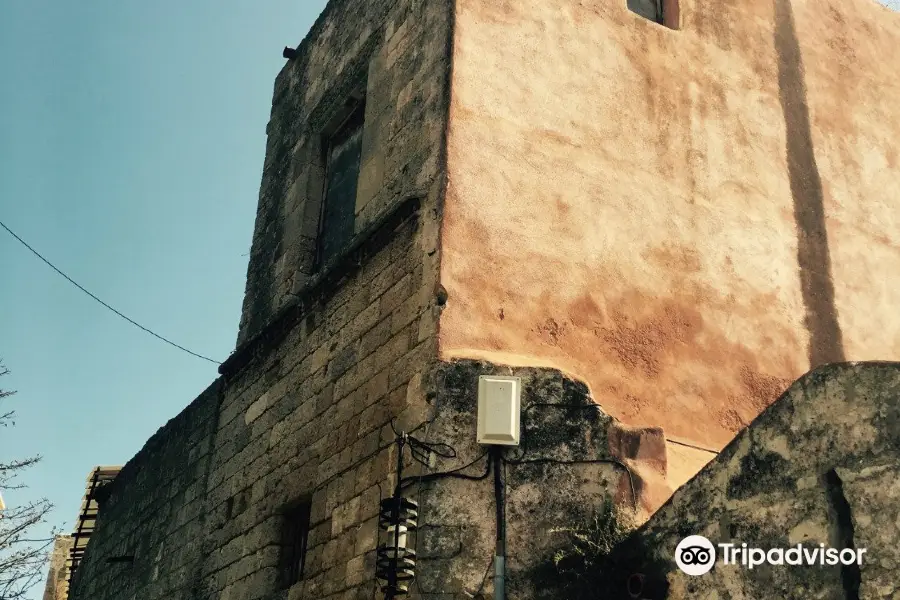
[67,380,222,600]
[41,535,73,600]
[203,201,441,599]
[67,1,900,599]
[69,0,454,597]
[407,360,646,598]
[67,344,668,600]
[598,361,900,599]
[67,203,444,600]
[236,0,450,346]
[64,357,900,598]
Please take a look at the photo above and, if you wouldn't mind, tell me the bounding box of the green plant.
[547,498,638,598]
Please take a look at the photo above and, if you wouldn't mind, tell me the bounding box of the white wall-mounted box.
[477,375,522,446]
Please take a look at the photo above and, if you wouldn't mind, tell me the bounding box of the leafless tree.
[0,361,56,600]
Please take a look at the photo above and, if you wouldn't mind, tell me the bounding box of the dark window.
[280,499,312,588]
[628,0,663,23]
[317,100,365,269]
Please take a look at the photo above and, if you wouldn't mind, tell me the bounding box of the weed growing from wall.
[536,498,638,598]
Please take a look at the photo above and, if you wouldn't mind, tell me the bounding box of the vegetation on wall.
[538,498,638,598]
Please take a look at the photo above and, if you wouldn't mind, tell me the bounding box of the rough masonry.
[42,535,73,600]
[63,0,900,599]
[599,361,900,599]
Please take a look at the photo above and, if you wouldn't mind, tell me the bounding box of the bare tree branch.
[0,360,56,600]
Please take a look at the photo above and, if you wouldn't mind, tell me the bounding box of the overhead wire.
[0,219,222,365]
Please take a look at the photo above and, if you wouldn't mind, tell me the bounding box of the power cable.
[664,436,719,455]
[502,403,639,508]
[471,554,494,598]
[0,219,221,365]
[399,451,491,490]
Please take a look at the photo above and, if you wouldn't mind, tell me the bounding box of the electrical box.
[476,375,522,446]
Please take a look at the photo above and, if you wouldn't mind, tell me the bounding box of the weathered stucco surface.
[600,361,900,599]
[438,0,900,497]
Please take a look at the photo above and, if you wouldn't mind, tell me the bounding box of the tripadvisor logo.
[675,535,867,576]
[675,536,716,576]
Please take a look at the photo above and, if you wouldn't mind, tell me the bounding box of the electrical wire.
[404,411,443,597]
[0,219,222,365]
[385,394,645,593]
[388,417,491,490]
[471,555,494,598]
[385,397,491,596]
[504,456,637,508]
[664,436,719,455]
[502,403,639,509]
[408,436,456,468]
[399,451,491,490]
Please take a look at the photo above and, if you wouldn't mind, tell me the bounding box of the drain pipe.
[492,448,506,600]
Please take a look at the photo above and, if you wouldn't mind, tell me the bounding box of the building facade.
[66,0,900,598]
[42,535,73,600]
[438,0,900,492]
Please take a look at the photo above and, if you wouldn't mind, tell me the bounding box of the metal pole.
[386,434,406,600]
[492,450,506,600]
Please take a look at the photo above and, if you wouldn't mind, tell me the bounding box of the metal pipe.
[387,433,407,600]
[492,449,506,600]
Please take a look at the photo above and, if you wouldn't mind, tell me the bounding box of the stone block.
[244,392,271,426]
[328,343,358,380]
[378,274,412,318]
[371,327,412,374]
[359,317,392,359]
[354,517,379,557]
[355,152,386,215]
[331,496,361,536]
[345,554,367,587]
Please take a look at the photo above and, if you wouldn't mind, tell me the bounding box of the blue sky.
[0,1,898,599]
[0,2,326,597]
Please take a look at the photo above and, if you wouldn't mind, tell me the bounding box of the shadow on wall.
[526,498,674,600]
[595,361,900,598]
[774,0,845,366]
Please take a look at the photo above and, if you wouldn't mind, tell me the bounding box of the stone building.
[65,0,900,599]
[42,535,73,600]
[66,467,122,581]
[39,467,121,599]
[437,0,900,496]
